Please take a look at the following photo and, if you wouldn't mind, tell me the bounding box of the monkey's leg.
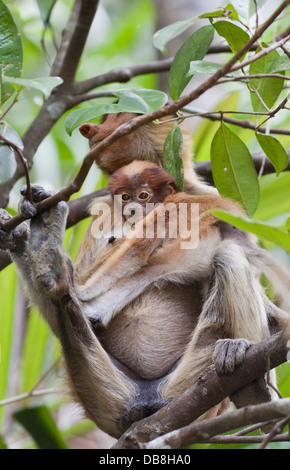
[0,208,30,272]
[55,293,136,438]
[19,187,137,437]
[163,240,275,407]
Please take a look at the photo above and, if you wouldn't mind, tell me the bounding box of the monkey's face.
[79,113,144,174]
[108,161,178,222]
[115,186,155,220]
[78,113,178,175]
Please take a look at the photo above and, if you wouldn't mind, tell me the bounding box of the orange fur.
[79,112,215,195]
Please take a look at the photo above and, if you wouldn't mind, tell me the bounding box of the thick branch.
[73,44,263,97]
[51,0,99,81]
[113,330,289,449]
[143,399,290,449]
[0,0,100,208]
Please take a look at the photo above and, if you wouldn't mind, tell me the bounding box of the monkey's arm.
[0,187,72,336]
[0,190,136,438]
[75,206,166,300]
[79,231,218,326]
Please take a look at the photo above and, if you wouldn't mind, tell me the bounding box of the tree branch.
[113,330,290,449]
[50,0,100,82]
[183,106,290,136]
[143,399,290,449]
[0,0,100,208]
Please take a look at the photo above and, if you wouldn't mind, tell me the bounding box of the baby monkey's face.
[115,186,154,220]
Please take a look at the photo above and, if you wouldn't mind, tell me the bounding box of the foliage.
[0,0,289,450]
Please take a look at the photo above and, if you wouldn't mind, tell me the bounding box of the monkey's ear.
[166,182,177,194]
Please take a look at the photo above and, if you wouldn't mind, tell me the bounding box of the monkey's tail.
[257,249,290,314]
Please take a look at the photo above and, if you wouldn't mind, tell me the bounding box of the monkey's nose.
[79,123,100,139]
[123,203,143,221]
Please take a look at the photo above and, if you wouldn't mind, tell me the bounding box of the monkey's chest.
[97,284,201,380]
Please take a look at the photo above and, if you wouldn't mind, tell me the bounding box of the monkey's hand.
[19,185,71,298]
[0,209,29,254]
[212,338,252,375]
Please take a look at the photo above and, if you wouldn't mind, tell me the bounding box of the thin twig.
[230,35,290,72]
[257,91,290,130]
[0,92,20,121]
[0,134,33,203]
[182,106,290,135]
[208,433,290,445]
[0,388,58,407]
[218,73,290,83]
[259,414,290,449]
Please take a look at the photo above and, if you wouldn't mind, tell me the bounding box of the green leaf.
[199,3,239,20]
[0,122,23,149]
[0,144,17,183]
[256,133,288,176]
[249,48,285,112]
[114,89,168,113]
[169,25,214,100]
[0,0,23,104]
[187,60,221,76]
[163,125,184,191]
[255,172,290,221]
[14,405,69,449]
[0,123,22,183]
[187,61,243,78]
[152,17,196,55]
[269,55,290,73]
[213,21,250,60]
[208,209,290,254]
[65,89,167,135]
[65,104,116,136]
[211,122,259,217]
[3,76,63,99]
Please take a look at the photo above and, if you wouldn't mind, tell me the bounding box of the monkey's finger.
[213,338,252,376]
[19,198,37,218]
[213,339,231,375]
[233,338,252,369]
[20,184,55,203]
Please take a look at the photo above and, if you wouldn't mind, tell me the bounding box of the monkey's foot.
[213,338,252,375]
[0,209,29,252]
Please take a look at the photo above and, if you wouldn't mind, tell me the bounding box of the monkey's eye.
[121,193,131,202]
[138,191,150,201]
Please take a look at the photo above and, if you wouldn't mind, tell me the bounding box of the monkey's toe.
[213,338,252,375]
